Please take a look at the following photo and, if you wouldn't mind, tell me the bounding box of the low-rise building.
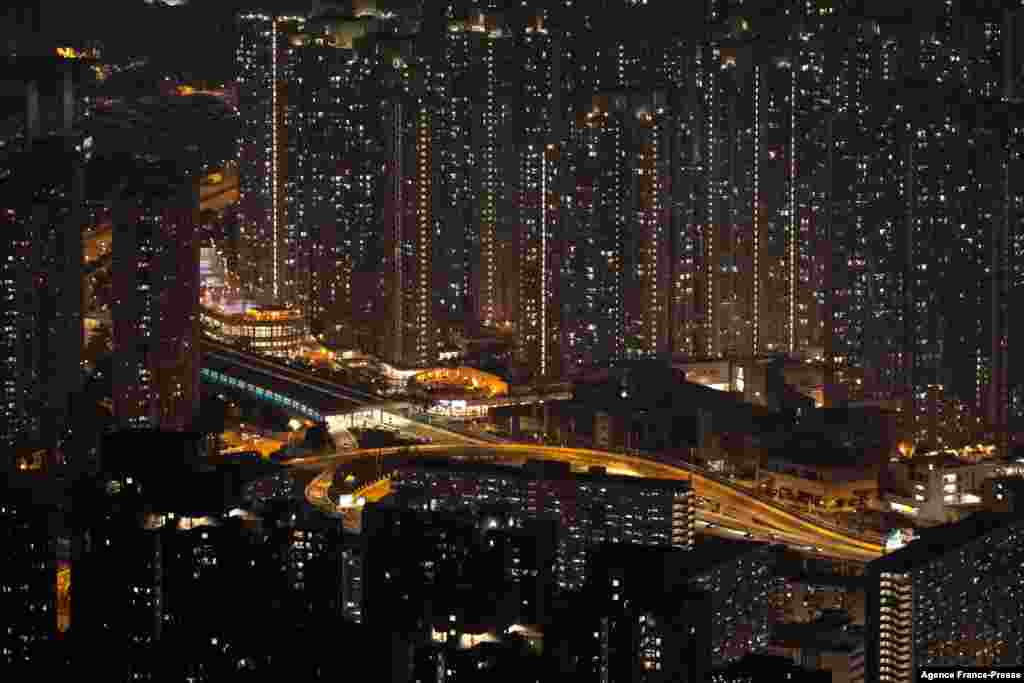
[710,653,833,682]
[770,613,866,683]
[882,454,1002,524]
[392,457,694,590]
[201,303,308,358]
[495,361,768,460]
[760,442,881,512]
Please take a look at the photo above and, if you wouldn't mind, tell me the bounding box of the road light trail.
[296,443,883,560]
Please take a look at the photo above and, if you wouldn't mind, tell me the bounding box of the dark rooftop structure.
[574,360,768,418]
[97,429,285,515]
[710,653,832,682]
[867,510,1024,574]
[772,612,865,653]
[1,56,95,87]
[587,535,777,587]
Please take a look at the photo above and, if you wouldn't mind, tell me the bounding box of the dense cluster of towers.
[236,0,1024,443]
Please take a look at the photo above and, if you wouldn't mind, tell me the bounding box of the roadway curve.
[296,443,883,561]
[204,340,882,559]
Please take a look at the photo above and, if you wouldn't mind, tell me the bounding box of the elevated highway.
[297,443,884,562]
[202,340,883,560]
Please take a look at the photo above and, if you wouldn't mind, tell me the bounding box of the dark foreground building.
[865,512,1024,682]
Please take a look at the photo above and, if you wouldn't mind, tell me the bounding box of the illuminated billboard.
[885,528,917,552]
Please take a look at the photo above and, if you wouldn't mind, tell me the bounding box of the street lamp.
[287,418,302,453]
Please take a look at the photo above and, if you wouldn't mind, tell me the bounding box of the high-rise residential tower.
[111,161,200,431]
[515,12,563,380]
[235,13,305,305]
[0,59,85,466]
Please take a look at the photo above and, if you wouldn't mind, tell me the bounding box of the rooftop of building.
[569,360,771,424]
[84,94,234,174]
[94,429,285,514]
[914,445,1014,465]
[0,133,85,192]
[426,580,520,633]
[400,456,691,492]
[2,470,73,508]
[868,510,1024,575]
[117,158,196,197]
[689,534,779,574]
[1,55,96,86]
[711,653,831,682]
[771,615,865,652]
[260,496,344,531]
[202,302,304,323]
[763,438,881,471]
[588,536,776,584]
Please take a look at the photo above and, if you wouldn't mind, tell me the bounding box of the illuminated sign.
[889,501,919,516]
[56,47,81,59]
[885,528,917,552]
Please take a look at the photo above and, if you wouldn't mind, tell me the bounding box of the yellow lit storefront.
[413,366,509,397]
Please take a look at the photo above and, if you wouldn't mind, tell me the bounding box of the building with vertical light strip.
[694,34,760,361]
[478,24,506,329]
[111,161,200,431]
[381,86,438,368]
[516,13,562,380]
[565,95,628,372]
[630,97,672,359]
[567,89,674,365]
[218,2,1024,435]
[698,42,719,358]
[278,16,308,309]
[414,103,435,366]
[235,13,275,302]
[790,24,830,356]
[517,138,562,379]
[235,13,304,305]
[458,12,511,330]
[431,10,498,332]
[662,36,705,360]
[753,49,795,358]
